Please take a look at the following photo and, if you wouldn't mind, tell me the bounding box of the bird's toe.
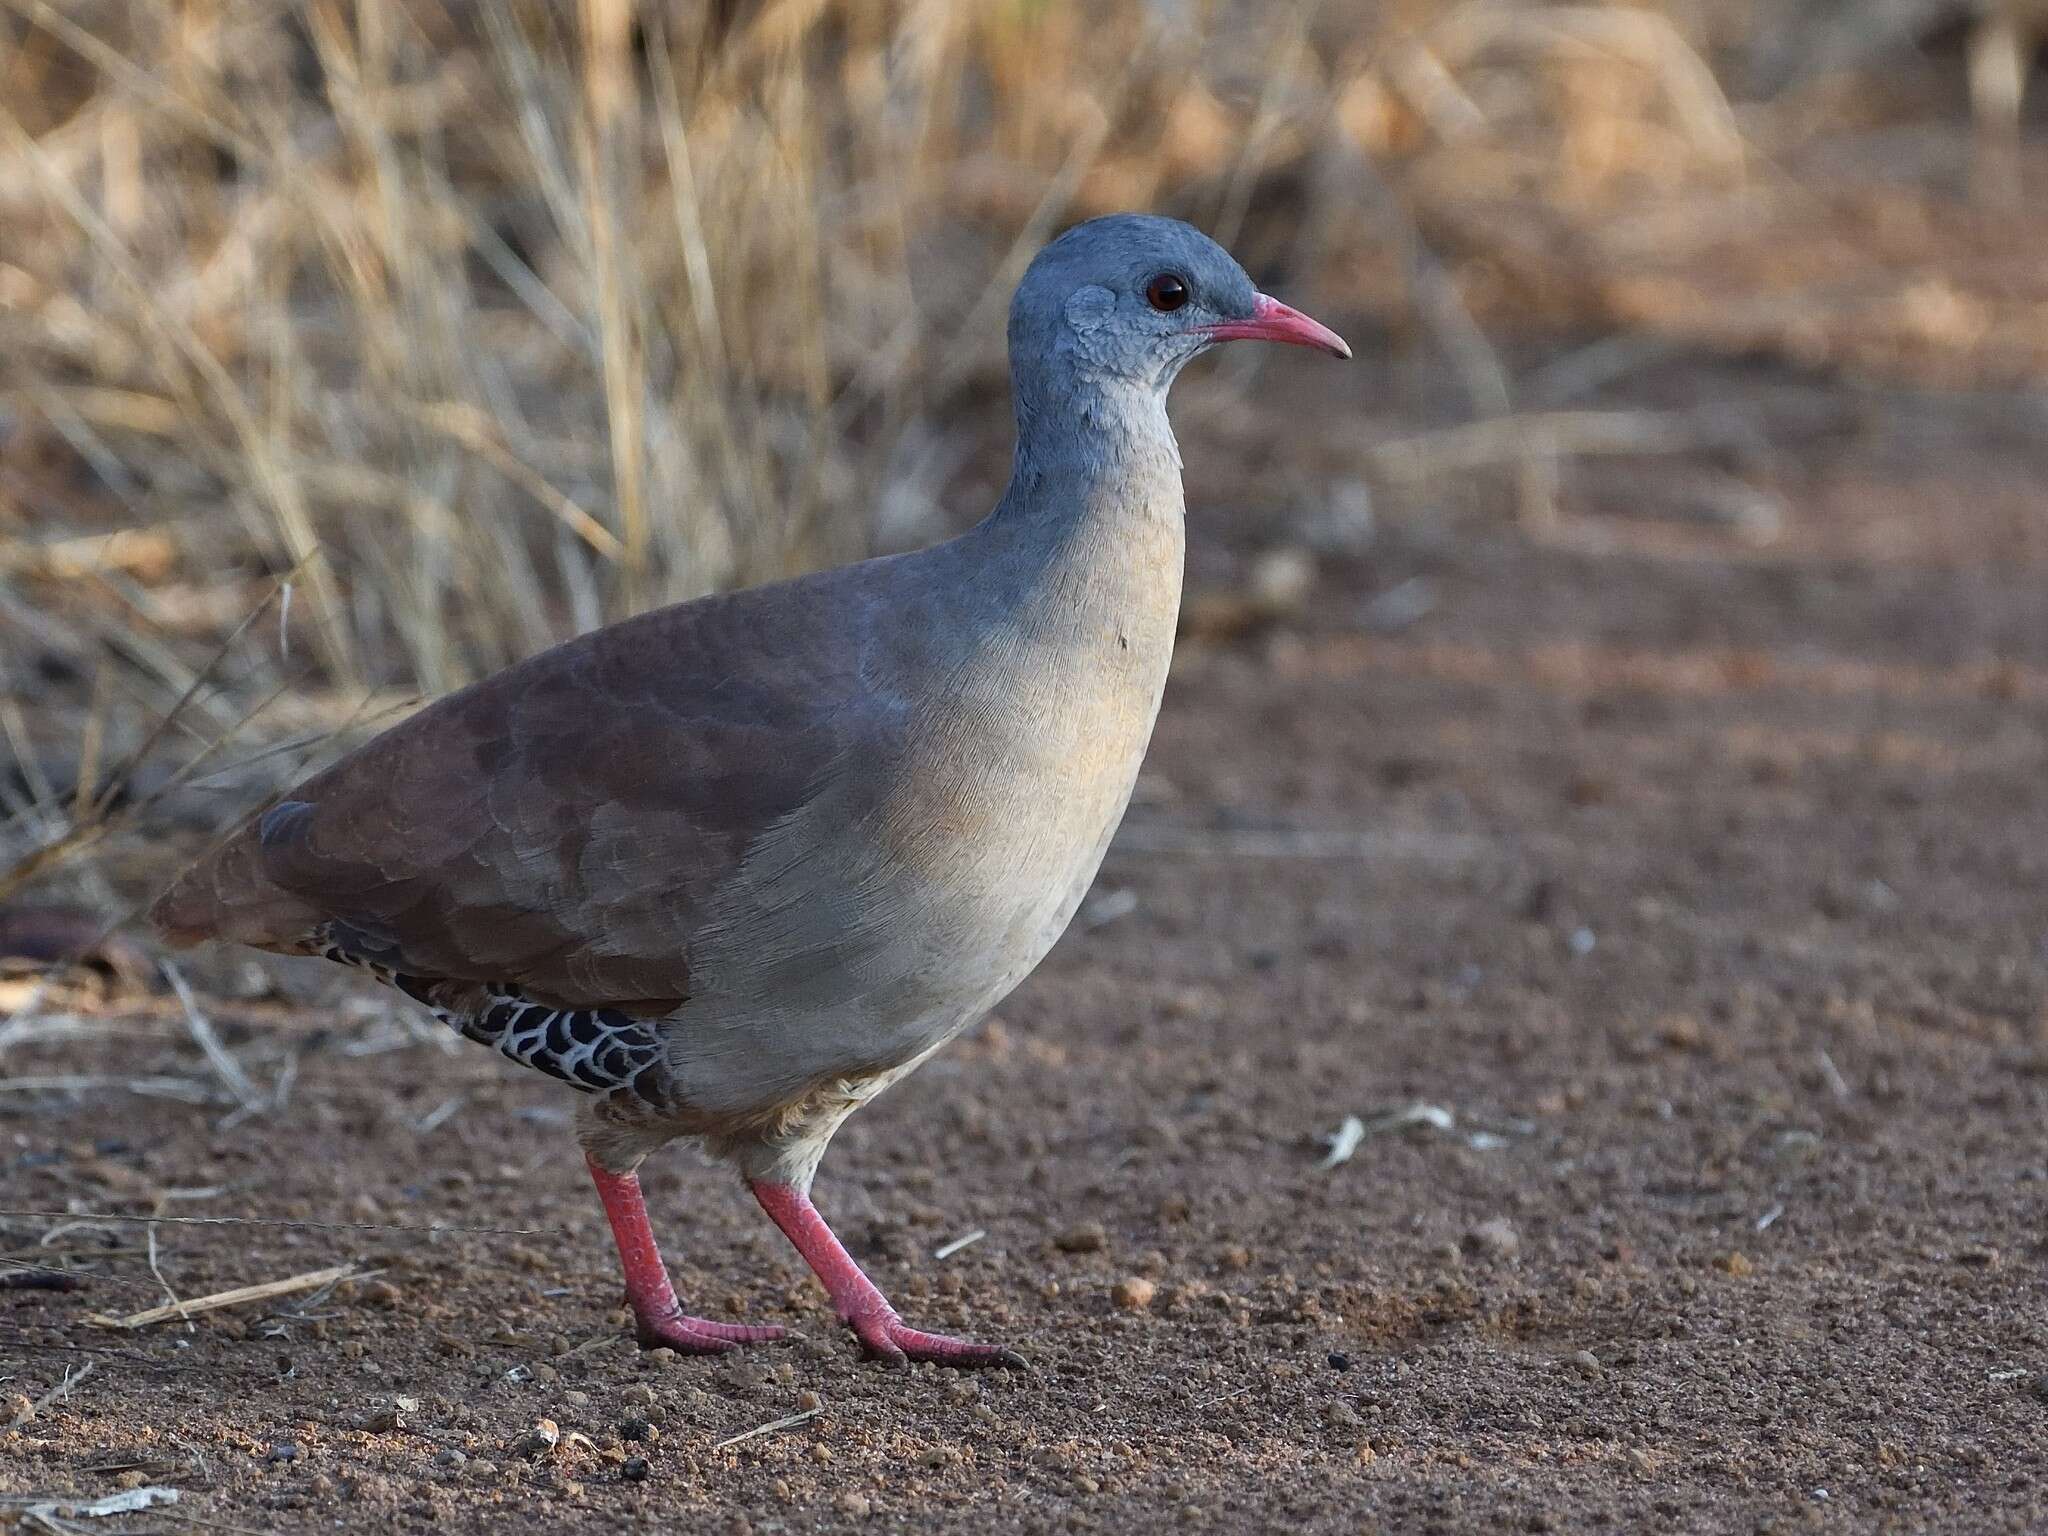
[851,1313,1023,1370]
[634,1310,787,1354]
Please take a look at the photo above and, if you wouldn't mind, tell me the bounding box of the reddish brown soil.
[4,356,2047,1533]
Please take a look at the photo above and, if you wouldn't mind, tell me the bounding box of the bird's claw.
[846,1308,1024,1369]
[634,1308,787,1355]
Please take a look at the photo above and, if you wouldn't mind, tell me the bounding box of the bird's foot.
[845,1306,1024,1370]
[750,1179,1025,1370]
[633,1305,786,1355]
[587,1156,788,1357]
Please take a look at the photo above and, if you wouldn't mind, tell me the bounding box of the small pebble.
[621,1455,651,1483]
[1055,1221,1107,1255]
[1570,1349,1601,1377]
[1465,1218,1520,1260]
[836,1492,871,1518]
[512,1418,560,1457]
[644,1347,679,1368]
[625,1383,657,1407]
[1219,1245,1251,1271]
[795,1389,823,1413]
[1327,1352,1351,1372]
[1656,1014,1702,1051]
[266,1442,300,1464]
[433,1449,468,1470]
[1324,1400,1362,1429]
[1714,1251,1754,1278]
[563,1389,590,1410]
[1111,1277,1157,1311]
[619,1417,658,1444]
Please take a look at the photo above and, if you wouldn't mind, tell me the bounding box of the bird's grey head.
[1005,214,1349,430]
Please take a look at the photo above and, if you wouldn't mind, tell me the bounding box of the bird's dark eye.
[1144,273,1190,312]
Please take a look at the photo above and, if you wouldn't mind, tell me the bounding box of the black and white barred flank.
[312,923,671,1108]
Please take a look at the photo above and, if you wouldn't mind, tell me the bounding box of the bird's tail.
[148,815,320,953]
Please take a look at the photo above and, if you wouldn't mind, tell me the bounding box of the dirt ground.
[5,346,2048,1534]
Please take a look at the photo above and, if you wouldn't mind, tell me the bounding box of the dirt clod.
[1112,1277,1158,1310]
[1055,1222,1107,1254]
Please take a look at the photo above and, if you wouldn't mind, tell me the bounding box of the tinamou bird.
[151,215,1350,1368]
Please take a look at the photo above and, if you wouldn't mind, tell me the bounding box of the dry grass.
[1,0,2044,911]
[0,2,1766,689]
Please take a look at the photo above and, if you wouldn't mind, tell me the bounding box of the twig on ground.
[711,1406,822,1453]
[0,1266,87,1293]
[161,962,262,1114]
[1316,1116,1365,1170]
[410,1095,466,1136]
[0,1076,217,1104]
[4,1361,94,1430]
[4,1484,180,1522]
[143,1218,185,1324]
[89,1264,357,1330]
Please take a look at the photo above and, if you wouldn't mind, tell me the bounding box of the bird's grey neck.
[990,375,1186,543]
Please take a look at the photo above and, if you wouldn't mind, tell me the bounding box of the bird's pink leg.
[585,1156,785,1353]
[750,1181,1023,1369]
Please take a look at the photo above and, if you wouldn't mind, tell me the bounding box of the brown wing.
[151,561,912,1009]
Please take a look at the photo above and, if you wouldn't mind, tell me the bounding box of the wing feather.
[152,562,912,1010]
